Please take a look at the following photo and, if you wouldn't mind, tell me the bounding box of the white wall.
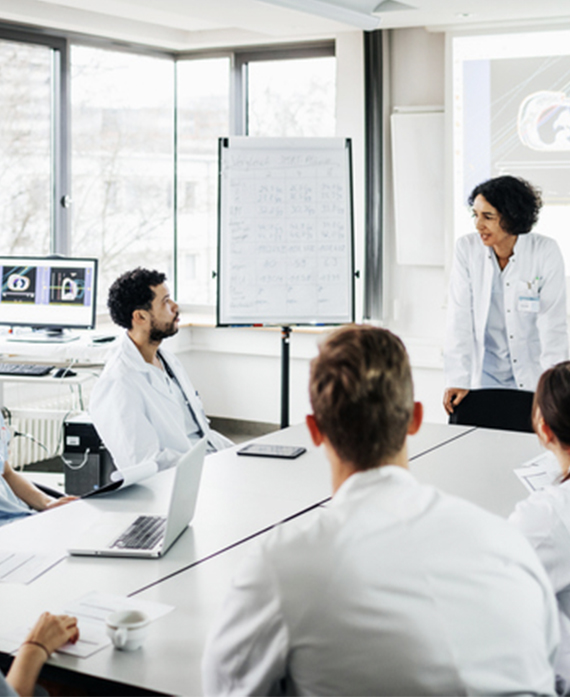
[176,325,321,425]
[383,27,448,424]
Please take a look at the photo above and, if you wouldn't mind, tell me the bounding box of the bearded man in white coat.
[202,325,558,696]
[90,268,232,473]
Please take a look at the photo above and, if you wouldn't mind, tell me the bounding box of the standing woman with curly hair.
[443,175,568,415]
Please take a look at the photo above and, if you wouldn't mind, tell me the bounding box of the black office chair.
[448,388,535,433]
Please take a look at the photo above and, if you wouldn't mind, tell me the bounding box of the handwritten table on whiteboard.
[217,137,354,327]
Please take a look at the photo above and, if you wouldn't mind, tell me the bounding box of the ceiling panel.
[0,0,569,49]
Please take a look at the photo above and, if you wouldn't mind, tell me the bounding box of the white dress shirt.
[203,466,558,696]
[90,331,232,472]
[481,256,517,387]
[510,480,570,690]
[445,232,568,390]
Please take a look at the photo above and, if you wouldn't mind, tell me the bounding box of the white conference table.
[410,426,538,517]
[122,424,545,697]
[0,422,541,695]
[0,422,473,602]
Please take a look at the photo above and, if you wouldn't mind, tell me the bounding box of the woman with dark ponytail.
[510,360,570,692]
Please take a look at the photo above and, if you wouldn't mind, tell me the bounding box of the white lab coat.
[510,481,570,691]
[90,332,232,472]
[202,466,558,697]
[444,232,568,390]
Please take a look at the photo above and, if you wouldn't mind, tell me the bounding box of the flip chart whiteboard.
[217,137,354,326]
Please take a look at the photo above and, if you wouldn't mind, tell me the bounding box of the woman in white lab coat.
[509,361,570,693]
[443,175,567,415]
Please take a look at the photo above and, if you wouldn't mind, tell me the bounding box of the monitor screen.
[0,256,98,330]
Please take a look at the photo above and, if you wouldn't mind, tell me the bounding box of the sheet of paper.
[0,551,65,584]
[111,459,157,488]
[57,619,111,658]
[7,621,110,659]
[4,591,174,659]
[64,590,173,622]
[61,591,173,657]
[514,451,561,492]
[0,631,23,655]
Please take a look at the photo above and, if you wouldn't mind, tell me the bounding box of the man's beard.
[149,316,178,342]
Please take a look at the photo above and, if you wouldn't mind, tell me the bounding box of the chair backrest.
[448,388,534,433]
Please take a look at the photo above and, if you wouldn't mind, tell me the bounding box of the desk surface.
[0,330,117,366]
[0,368,94,385]
[3,423,470,601]
[410,426,539,517]
[0,422,543,695]
[92,424,544,697]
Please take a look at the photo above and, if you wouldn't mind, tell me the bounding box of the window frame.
[0,24,68,253]
[232,42,335,136]
[0,23,336,307]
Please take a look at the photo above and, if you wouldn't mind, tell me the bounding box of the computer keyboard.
[0,363,55,377]
[111,515,166,550]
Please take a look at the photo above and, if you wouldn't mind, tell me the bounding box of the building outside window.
[176,57,230,306]
[0,39,52,256]
[247,55,336,138]
[70,45,175,306]
[0,31,336,310]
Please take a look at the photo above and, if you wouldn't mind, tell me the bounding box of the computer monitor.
[0,256,98,342]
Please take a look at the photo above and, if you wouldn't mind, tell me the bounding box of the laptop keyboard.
[110,515,166,550]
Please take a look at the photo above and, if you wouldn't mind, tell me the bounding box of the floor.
[209,417,280,446]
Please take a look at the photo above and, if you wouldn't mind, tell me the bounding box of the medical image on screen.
[50,267,87,305]
[492,56,570,204]
[463,55,570,205]
[1,266,37,303]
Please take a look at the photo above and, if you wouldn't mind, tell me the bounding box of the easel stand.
[281,326,291,429]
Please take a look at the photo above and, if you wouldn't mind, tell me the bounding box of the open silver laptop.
[68,438,207,559]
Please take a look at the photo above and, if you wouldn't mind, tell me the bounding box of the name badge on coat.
[518,294,540,313]
[517,277,541,313]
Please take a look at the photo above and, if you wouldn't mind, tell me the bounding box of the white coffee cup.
[106,609,150,651]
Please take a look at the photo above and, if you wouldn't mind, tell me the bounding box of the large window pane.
[0,40,52,255]
[176,58,230,305]
[247,56,336,137]
[71,46,175,306]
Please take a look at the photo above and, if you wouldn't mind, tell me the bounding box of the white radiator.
[3,383,93,470]
[6,408,78,470]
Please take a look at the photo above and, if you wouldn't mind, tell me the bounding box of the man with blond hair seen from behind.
[203,324,558,696]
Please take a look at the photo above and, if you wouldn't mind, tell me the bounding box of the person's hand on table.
[25,612,79,654]
[6,613,79,696]
[43,495,78,510]
[443,388,469,415]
